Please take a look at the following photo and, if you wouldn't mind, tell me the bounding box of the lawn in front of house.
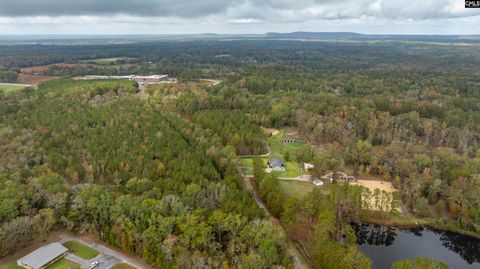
[62,241,99,260]
[111,263,136,269]
[272,161,304,178]
[279,180,317,199]
[46,258,80,269]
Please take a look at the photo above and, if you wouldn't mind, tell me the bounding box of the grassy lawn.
[279,181,317,199]
[239,132,307,178]
[0,261,23,269]
[62,241,99,260]
[239,157,254,166]
[239,157,266,167]
[242,166,254,176]
[0,83,28,93]
[267,130,306,160]
[272,161,304,178]
[82,57,134,65]
[46,258,80,269]
[111,264,136,269]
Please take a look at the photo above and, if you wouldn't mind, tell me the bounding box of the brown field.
[351,179,398,193]
[351,179,400,212]
[18,74,59,85]
[20,63,88,73]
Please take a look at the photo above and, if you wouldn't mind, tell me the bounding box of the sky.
[0,0,479,35]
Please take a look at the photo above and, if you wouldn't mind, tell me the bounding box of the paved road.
[65,252,120,269]
[60,234,152,269]
[65,253,89,268]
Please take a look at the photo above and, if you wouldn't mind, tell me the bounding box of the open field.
[280,180,317,199]
[0,83,31,93]
[238,130,308,178]
[63,241,99,259]
[111,263,136,269]
[267,130,306,177]
[351,179,398,193]
[268,130,306,160]
[46,258,80,269]
[272,161,304,178]
[20,63,87,73]
[80,58,134,65]
[18,74,59,85]
[350,179,399,212]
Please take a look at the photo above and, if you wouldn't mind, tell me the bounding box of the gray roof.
[268,158,284,168]
[18,243,68,269]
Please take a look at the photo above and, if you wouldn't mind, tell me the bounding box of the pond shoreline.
[358,215,480,240]
[353,221,480,269]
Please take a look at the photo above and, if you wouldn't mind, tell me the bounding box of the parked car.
[89,261,100,269]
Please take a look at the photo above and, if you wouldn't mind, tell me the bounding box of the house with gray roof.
[17,243,68,269]
[268,158,285,172]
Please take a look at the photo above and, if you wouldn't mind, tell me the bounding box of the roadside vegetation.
[111,264,136,269]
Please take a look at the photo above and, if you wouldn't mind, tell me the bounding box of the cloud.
[0,0,239,17]
[0,0,478,19]
[0,0,479,34]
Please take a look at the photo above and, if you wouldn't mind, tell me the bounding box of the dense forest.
[1,39,480,269]
[0,78,292,268]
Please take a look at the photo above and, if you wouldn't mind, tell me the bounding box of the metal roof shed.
[17,243,68,269]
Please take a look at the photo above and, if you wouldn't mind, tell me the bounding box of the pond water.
[352,222,480,269]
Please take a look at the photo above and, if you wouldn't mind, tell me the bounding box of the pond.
[352,222,480,269]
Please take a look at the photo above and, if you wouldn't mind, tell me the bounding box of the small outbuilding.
[268,158,285,172]
[304,163,314,171]
[340,175,355,181]
[283,135,296,144]
[17,243,68,269]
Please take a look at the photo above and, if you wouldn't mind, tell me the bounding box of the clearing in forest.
[267,130,306,178]
[351,179,398,193]
[351,179,400,212]
[0,83,31,93]
[238,129,308,178]
[280,180,317,199]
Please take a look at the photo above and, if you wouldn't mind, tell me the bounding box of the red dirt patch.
[20,63,88,73]
[20,65,49,73]
[18,74,59,85]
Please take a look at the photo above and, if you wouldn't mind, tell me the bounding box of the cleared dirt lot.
[20,63,87,73]
[18,74,59,84]
[350,179,400,212]
[351,179,398,193]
